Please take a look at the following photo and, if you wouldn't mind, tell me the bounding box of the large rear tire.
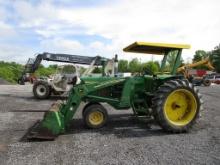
[33,81,51,99]
[152,80,202,133]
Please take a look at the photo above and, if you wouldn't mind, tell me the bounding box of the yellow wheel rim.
[88,111,104,126]
[164,89,197,126]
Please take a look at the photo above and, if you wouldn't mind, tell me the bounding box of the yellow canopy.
[123,42,191,55]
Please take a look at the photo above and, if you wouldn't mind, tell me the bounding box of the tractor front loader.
[27,42,203,140]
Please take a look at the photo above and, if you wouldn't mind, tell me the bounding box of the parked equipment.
[26,42,203,140]
[18,53,118,99]
[18,53,107,84]
[33,65,78,99]
[205,73,220,85]
[177,55,220,86]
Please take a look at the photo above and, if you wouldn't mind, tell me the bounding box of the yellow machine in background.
[177,58,215,86]
[177,58,214,78]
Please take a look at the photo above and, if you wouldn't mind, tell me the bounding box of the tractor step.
[26,120,57,140]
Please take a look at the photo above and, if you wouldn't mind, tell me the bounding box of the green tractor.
[27,42,202,140]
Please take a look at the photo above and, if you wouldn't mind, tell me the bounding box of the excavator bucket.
[26,101,65,140]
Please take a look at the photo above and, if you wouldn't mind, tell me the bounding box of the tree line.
[0,44,219,83]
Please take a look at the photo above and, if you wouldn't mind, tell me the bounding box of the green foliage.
[79,67,86,75]
[166,51,177,69]
[118,60,129,72]
[62,65,76,74]
[210,44,220,73]
[35,67,56,77]
[34,64,58,77]
[129,58,142,73]
[193,50,207,62]
[141,61,159,74]
[92,67,102,73]
[49,64,58,69]
[0,67,14,82]
[154,61,160,69]
[0,61,85,83]
[164,50,184,71]
[119,58,159,74]
[192,50,209,69]
[0,61,23,83]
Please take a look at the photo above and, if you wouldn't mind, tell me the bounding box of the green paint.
[171,49,182,74]
[55,112,61,127]
[35,45,188,138]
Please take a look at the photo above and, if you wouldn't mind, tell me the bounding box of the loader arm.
[27,77,131,140]
[177,58,215,78]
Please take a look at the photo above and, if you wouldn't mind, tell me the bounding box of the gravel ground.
[0,78,11,85]
[0,84,219,165]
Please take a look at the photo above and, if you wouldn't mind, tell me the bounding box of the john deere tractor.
[27,42,202,140]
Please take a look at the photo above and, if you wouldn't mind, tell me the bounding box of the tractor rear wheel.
[83,104,108,129]
[152,80,202,133]
[33,81,51,99]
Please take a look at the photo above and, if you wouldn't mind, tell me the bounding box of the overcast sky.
[0,0,219,64]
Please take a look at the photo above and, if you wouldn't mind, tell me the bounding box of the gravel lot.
[0,84,219,165]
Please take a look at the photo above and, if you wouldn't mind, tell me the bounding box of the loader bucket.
[26,120,58,140]
[26,101,65,140]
